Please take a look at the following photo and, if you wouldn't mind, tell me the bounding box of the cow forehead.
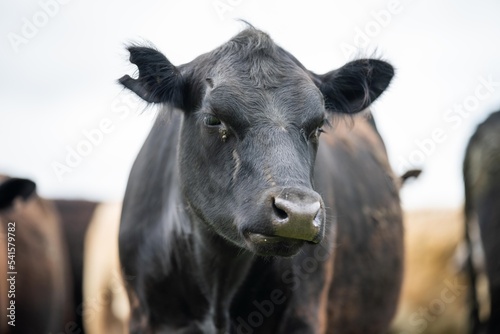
[188,29,326,124]
[202,79,325,127]
[205,55,323,117]
[208,42,311,87]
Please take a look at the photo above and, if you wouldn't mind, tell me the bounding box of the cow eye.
[310,127,325,142]
[309,119,329,143]
[203,115,222,127]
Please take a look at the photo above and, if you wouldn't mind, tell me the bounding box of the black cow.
[464,110,500,334]
[119,27,403,333]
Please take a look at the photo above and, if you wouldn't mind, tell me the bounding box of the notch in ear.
[0,178,36,210]
[312,59,394,114]
[119,46,184,107]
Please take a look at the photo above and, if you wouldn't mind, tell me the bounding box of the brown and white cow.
[82,202,130,334]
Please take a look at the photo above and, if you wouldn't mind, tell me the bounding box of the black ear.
[312,59,394,114]
[0,178,36,210]
[119,46,184,106]
[400,169,422,185]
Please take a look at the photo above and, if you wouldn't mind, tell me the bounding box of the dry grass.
[390,208,469,334]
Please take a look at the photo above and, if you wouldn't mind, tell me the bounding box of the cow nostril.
[267,190,323,243]
[272,198,288,220]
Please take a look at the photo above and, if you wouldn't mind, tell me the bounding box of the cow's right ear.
[311,59,394,114]
[119,46,184,106]
[0,178,36,210]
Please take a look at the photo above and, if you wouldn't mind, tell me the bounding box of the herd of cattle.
[1,27,499,333]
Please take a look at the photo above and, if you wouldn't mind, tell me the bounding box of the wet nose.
[270,188,323,243]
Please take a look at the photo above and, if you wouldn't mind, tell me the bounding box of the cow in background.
[55,199,99,333]
[82,202,130,334]
[0,176,73,334]
[463,110,500,334]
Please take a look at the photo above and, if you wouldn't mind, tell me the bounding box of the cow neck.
[188,210,255,331]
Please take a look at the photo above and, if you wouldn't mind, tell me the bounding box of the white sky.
[1,0,500,209]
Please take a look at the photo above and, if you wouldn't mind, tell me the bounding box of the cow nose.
[270,189,323,243]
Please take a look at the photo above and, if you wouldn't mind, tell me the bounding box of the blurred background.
[1,0,500,209]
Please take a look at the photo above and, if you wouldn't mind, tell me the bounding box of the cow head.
[0,177,36,210]
[120,28,393,257]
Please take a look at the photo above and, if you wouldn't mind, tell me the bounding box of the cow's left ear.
[0,178,36,210]
[119,46,184,107]
[312,59,394,114]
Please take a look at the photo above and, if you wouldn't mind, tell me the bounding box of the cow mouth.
[244,232,310,257]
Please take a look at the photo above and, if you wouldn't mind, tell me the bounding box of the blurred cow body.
[464,110,500,333]
[0,177,73,334]
[320,117,404,331]
[55,199,99,333]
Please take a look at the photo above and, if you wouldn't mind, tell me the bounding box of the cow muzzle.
[243,187,325,256]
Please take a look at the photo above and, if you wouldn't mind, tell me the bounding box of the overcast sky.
[1,0,500,209]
